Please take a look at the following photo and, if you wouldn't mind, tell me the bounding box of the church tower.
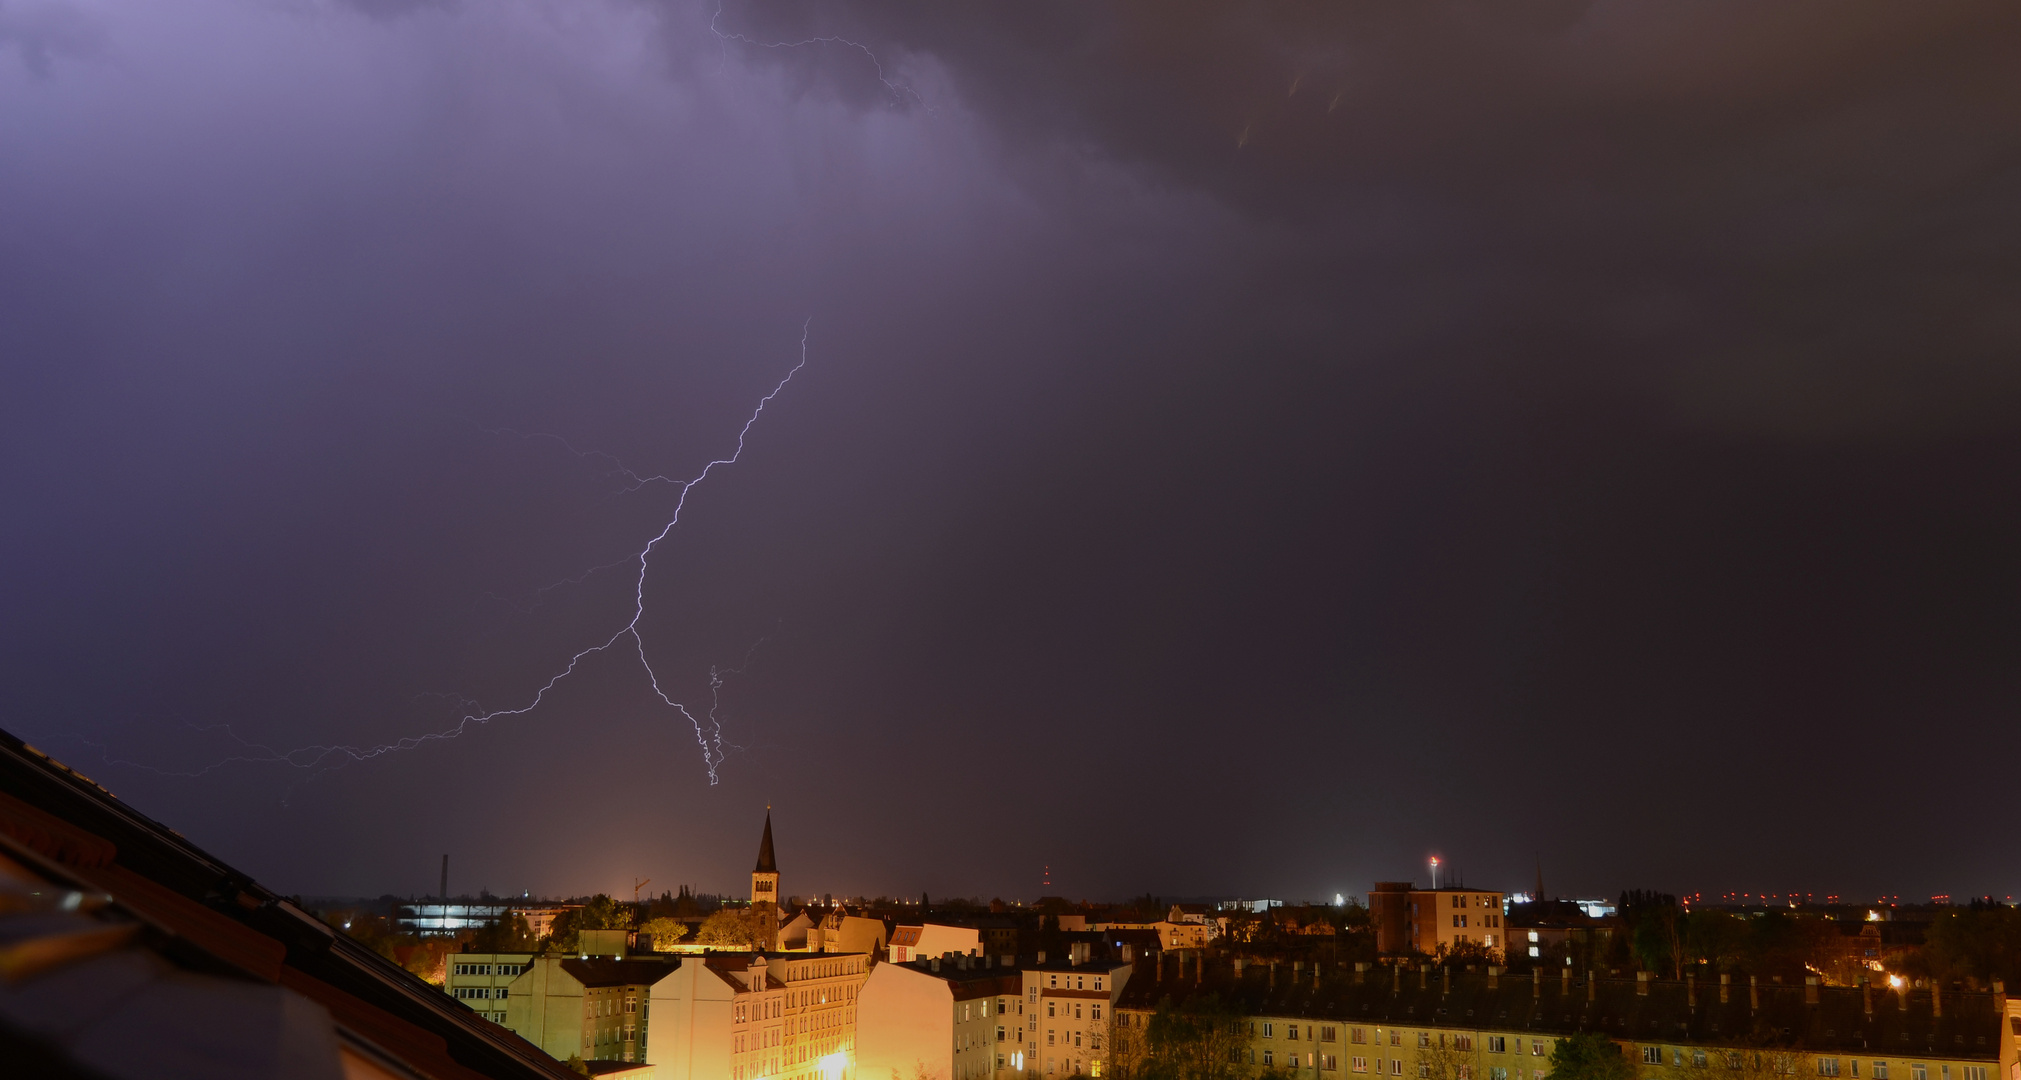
[751,810,780,951]
[752,809,780,908]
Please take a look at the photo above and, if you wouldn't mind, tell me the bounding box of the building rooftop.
[1116,960,2001,1060]
[0,727,576,1080]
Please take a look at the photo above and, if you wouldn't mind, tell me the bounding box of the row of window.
[1040,1027,1101,1049]
[452,986,507,1000]
[583,991,637,1018]
[1641,1050,1982,1080]
[451,962,531,977]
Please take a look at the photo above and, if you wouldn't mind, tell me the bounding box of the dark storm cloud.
[3,0,2020,906]
[709,0,2021,434]
[0,0,104,75]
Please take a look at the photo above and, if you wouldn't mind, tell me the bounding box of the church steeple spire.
[750,808,780,933]
[755,810,778,874]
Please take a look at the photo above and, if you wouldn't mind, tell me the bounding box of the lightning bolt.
[87,321,813,787]
[709,0,930,111]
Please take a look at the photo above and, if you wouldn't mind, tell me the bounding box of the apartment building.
[646,950,871,1080]
[858,953,1023,1080]
[1370,882,1507,958]
[446,951,534,1024]
[1019,955,1134,1079]
[1113,960,2005,1080]
[503,955,672,1065]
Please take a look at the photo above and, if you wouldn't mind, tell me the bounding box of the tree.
[1416,1031,1482,1080]
[1677,1037,1810,1080]
[1546,1033,1633,1080]
[638,916,691,950]
[469,913,537,954]
[1619,891,1683,979]
[1108,994,1258,1080]
[542,894,632,953]
[1925,901,2021,988]
[698,907,773,949]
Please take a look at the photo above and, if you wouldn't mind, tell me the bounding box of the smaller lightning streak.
[709,0,929,111]
[700,636,767,778]
[113,322,813,787]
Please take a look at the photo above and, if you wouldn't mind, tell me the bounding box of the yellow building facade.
[1114,963,2003,1080]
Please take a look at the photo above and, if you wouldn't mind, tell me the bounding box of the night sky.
[5,0,2020,905]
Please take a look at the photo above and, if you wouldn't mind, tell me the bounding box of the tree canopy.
[1547,1033,1634,1080]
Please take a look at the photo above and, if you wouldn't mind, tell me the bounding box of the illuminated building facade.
[1370,882,1506,958]
[859,953,1020,1080]
[1114,961,2007,1080]
[1021,956,1131,1079]
[647,951,870,1080]
[503,955,671,1065]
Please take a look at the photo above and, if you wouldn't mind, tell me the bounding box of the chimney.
[1393,963,1402,994]
[1561,967,1571,995]
[1862,977,1872,1018]
[1039,950,1048,966]
[1235,957,1247,978]
[1442,965,1452,996]
[1419,964,1428,991]
[1720,973,1730,1005]
[1489,966,1502,990]
[1932,981,1943,1018]
[1994,979,2006,1014]
[1749,975,1759,1014]
[1687,972,1696,1012]
[1638,971,1650,996]
[1533,967,1541,994]
[1805,976,1819,1005]
[1355,962,1368,986]
[1587,970,1597,1004]
[931,956,941,972]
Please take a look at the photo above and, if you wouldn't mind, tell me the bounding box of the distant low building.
[1505,899,1615,967]
[399,900,513,936]
[515,904,582,940]
[1092,918,1217,950]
